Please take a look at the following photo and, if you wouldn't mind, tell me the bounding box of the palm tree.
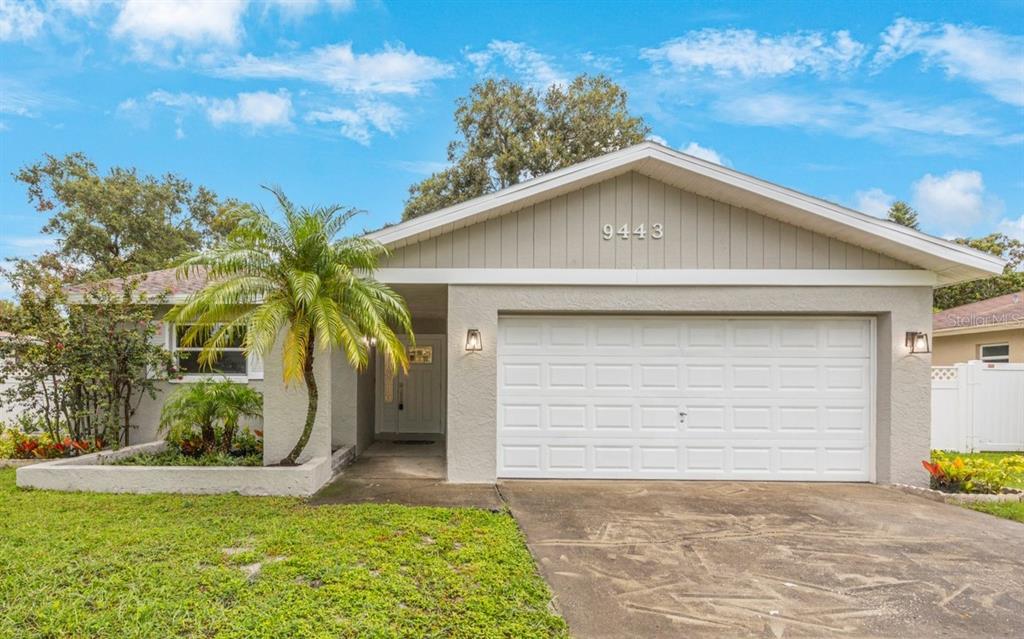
[159,379,263,453]
[165,188,412,465]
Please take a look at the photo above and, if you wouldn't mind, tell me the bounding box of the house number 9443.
[602,223,663,240]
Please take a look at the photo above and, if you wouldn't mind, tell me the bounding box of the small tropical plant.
[923,451,1024,494]
[1,428,103,459]
[0,424,15,459]
[166,188,411,465]
[159,379,262,454]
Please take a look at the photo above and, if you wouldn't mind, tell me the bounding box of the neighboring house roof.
[367,141,1004,285]
[933,291,1024,335]
[66,267,208,302]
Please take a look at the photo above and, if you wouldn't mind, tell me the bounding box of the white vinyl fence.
[932,361,1024,452]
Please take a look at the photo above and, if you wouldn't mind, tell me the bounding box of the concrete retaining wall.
[15,441,335,497]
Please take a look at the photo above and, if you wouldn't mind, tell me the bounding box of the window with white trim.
[171,324,248,376]
[979,342,1010,363]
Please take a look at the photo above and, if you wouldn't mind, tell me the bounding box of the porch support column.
[261,334,333,466]
[330,350,360,452]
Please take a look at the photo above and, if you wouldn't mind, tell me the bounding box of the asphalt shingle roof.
[65,267,208,299]
[933,290,1024,332]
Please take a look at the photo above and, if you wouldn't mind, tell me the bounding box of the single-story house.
[932,291,1024,366]
[68,142,1005,486]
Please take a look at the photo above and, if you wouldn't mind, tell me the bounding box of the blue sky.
[1,0,1022,292]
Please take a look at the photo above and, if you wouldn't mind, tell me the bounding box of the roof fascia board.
[934,323,1024,337]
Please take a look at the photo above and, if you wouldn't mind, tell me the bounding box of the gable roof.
[934,290,1024,334]
[367,142,1004,285]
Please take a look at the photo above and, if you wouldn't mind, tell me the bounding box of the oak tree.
[403,75,649,219]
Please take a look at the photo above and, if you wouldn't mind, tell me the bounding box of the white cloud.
[218,43,452,94]
[0,0,45,42]
[680,141,726,165]
[114,96,143,122]
[324,0,355,10]
[466,40,566,88]
[854,187,895,218]
[912,169,1004,235]
[0,236,56,259]
[998,215,1024,242]
[206,90,293,129]
[60,0,104,17]
[6,236,55,249]
[306,101,403,145]
[262,0,355,20]
[393,159,447,175]
[646,134,668,146]
[0,78,69,118]
[121,89,293,135]
[715,90,995,141]
[111,0,247,61]
[996,133,1024,146]
[579,51,620,73]
[642,28,866,78]
[873,18,1024,107]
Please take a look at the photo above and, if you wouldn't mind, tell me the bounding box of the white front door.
[497,316,873,481]
[376,335,445,435]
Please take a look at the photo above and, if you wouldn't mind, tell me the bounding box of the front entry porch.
[310,439,502,509]
[320,284,455,482]
[345,441,446,480]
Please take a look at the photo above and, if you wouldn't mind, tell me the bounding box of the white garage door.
[497,316,873,481]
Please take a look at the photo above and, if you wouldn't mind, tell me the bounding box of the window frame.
[979,342,1010,364]
[168,322,250,381]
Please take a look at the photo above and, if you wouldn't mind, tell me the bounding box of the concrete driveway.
[500,481,1024,638]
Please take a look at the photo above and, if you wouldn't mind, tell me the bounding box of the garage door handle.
[678,410,687,422]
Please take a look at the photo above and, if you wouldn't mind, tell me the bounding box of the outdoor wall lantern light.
[905,331,931,354]
[465,329,483,352]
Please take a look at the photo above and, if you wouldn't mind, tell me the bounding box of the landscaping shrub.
[923,451,1024,494]
[111,447,262,467]
[0,423,104,460]
[159,380,263,455]
[0,425,14,459]
[0,268,169,447]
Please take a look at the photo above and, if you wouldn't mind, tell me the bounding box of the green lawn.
[0,469,567,638]
[942,451,1024,523]
[966,501,1024,523]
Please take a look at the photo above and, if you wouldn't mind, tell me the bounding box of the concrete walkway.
[501,480,1024,639]
[309,441,502,510]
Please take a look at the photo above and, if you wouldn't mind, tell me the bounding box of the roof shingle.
[65,267,208,299]
[933,290,1024,331]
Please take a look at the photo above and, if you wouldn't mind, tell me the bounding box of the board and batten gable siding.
[382,172,913,270]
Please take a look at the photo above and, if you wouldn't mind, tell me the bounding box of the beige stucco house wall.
[932,328,1024,366]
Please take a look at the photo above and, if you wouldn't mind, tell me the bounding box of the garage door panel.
[498,398,869,437]
[498,316,872,481]
[499,357,869,397]
[498,317,870,358]
[497,439,872,479]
